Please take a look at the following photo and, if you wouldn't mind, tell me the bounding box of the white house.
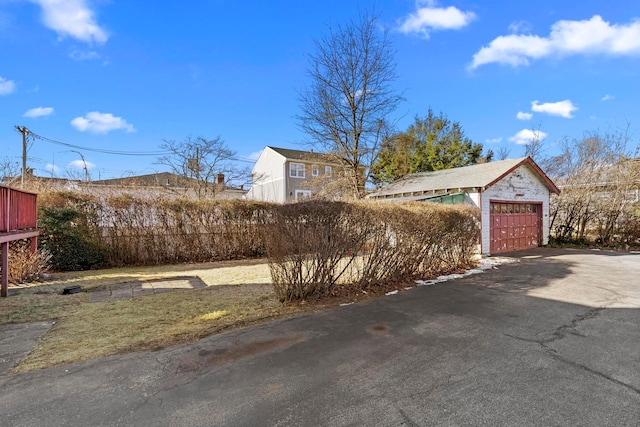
[367,157,560,255]
[246,146,342,203]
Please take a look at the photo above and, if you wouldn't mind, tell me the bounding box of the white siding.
[480,164,551,255]
[246,148,286,203]
[467,192,480,207]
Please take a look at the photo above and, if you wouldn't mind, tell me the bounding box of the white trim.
[295,190,312,201]
[290,163,305,178]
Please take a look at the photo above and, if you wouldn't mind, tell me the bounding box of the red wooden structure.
[1,184,39,297]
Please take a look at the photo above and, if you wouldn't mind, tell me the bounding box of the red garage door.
[490,202,542,254]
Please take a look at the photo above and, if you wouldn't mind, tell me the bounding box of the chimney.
[216,173,225,185]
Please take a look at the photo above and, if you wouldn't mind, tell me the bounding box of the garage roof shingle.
[368,157,559,198]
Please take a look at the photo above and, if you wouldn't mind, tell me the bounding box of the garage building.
[367,157,560,255]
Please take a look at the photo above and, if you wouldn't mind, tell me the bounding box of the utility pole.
[15,126,29,189]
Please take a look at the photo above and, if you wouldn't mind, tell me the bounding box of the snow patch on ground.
[415,256,518,287]
[339,256,521,306]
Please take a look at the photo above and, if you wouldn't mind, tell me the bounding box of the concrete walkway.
[87,276,207,302]
[0,322,53,375]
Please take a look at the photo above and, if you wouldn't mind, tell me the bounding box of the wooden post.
[1,241,8,298]
[1,184,7,297]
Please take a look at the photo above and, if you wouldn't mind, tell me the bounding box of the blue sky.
[1,0,639,182]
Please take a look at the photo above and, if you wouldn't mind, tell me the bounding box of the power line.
[228,155,257,163]
[28,129,172,156]
[15,126,257,163]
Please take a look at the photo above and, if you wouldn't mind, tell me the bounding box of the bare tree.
[496,146,511,161]
[0,157,20,184]
[546,127,640,245]
[297,10,403,199]
[155,135,245,198]
[523,123,546,161]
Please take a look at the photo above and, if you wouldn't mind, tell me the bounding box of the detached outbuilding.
[367,157,560,255]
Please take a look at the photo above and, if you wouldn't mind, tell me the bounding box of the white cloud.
[398,2,476,38]
[45,163,61,175]
[68,159,96,170]
[508,129,548,145]
[485,137,503,144]
[531,100,577,118]
[601,94,614,101]
[69,49,101,61]
[71,112,135,134]
[0,76,16,95]
[24,106,54,118]
[508,20,532,34]
[470,15,640,69]
[30,0,108,44]
[516,111,533,120]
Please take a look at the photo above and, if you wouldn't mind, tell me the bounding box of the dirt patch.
[367,324,390,336]
[178,333,309,372]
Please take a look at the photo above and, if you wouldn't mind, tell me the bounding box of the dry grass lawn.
[1,260,331,373]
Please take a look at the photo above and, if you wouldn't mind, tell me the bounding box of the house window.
[290,163,305,178]
[325,166,332,177]
[295,190,312,201]
[312,165,319,177]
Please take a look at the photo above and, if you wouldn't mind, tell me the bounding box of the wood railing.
[1,184,39,297]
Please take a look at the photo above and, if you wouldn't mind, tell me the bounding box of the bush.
[3,240,52,284]
[95,197,272,265]
[38,206,107,271]
[618,213,640,248]
[37,191,273,269]
[266,200,480,302]
[266,201,370,301]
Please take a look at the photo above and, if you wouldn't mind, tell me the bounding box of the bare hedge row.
[266,201,480,301]
[38,192,272,268]
[37,192,480,301]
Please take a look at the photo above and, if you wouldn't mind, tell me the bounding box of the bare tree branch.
[297,10,403,198]
[155,135,244,198]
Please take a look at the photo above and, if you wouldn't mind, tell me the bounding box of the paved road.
[2,248,639,426]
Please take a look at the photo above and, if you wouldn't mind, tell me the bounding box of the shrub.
[37,190,273,269]
[266,201,371,301]
[3,240,52,284]
[617,212,640,248]
[266,200,480,302]
[96,197,272,265]
[38,206,107,271]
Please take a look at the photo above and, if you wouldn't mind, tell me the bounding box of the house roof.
[266,146,337,164]
[368,157,560,198]
[94,171,246,192]
[93,172,197,187]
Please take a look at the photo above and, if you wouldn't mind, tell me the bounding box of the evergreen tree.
[370,109,491,185]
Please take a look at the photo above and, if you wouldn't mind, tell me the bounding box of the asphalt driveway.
[1,248,639,426]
